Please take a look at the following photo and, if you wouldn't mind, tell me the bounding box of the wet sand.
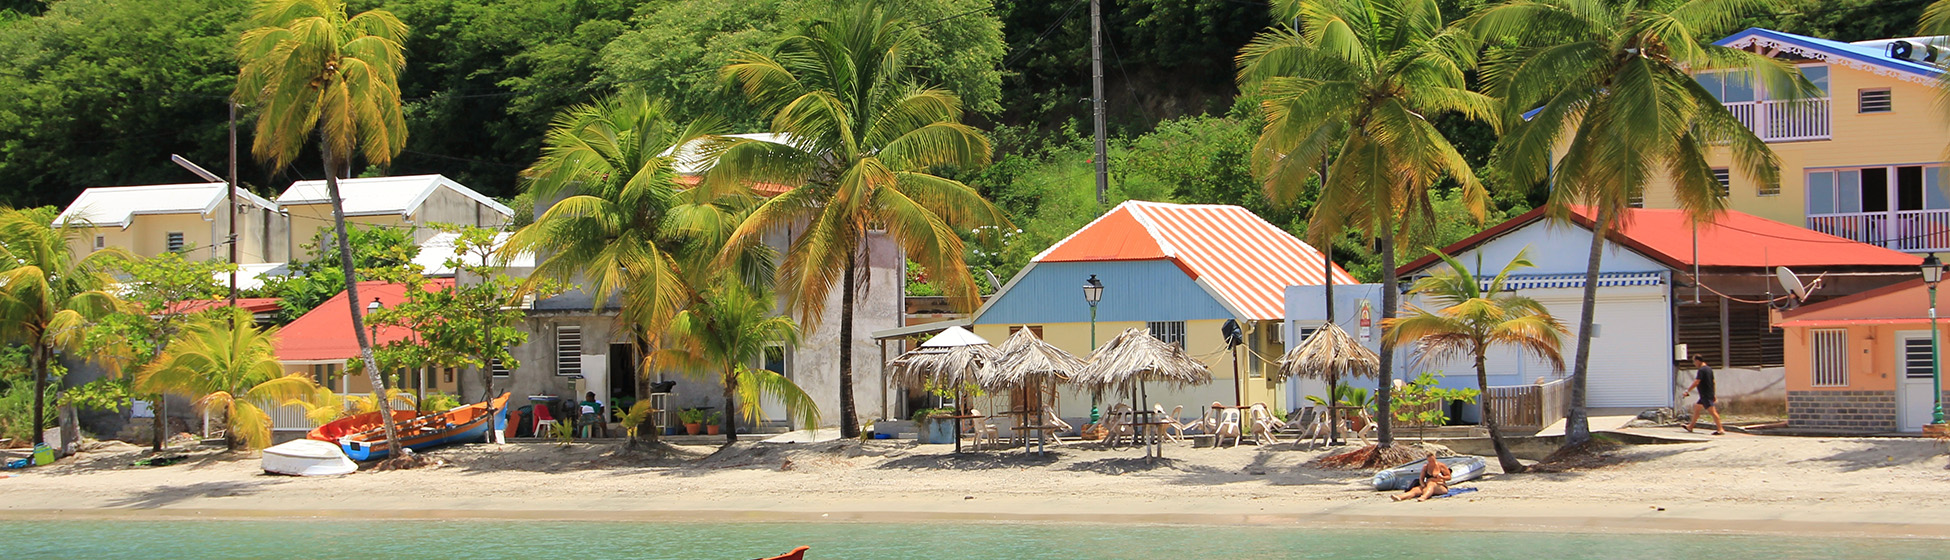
[4,429,1948,538]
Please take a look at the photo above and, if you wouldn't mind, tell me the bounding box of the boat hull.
[1370,455,1488,491]
[262,439,357,476]
[319,394,511,462]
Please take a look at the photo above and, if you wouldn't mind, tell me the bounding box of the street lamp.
[366,297,383,349]
[1924,254,1943,425]
[1084,274,1104,423]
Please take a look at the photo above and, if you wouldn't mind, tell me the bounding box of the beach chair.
[1248,403,1282,445]
[964,409,998,450]
[1041,411,1072,447]
[1287,407,1331,449]
[1156,404,1188,442]
[1215,407,1243,447]
[531,405,557,436]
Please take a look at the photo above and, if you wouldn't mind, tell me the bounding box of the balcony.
[1807,210,1950,252]
[1724,98,1831,142]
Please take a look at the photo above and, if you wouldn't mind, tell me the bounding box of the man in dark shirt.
[1682,354,1724,435]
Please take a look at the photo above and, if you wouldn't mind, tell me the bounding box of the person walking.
[1682,354,1724,435]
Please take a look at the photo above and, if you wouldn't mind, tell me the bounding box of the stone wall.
[1788,390,1896,432]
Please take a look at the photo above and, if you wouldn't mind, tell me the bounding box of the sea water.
[0,519,1938,559]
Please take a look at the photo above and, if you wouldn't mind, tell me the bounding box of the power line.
[1004,0,1089,68]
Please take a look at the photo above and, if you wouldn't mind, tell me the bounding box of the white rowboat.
[262,439,357,476]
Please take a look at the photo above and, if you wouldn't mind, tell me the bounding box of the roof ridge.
[1123,203,1177,258]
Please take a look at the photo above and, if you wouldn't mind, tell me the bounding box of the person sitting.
[577,392,608,438]
[1392,452,1453,502]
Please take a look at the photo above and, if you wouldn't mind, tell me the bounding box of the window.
[490,357,511,378]
[1904,337,1935,379]
[310,364,340,387]
[762,344,789,377]
[1809,329,1848,387]
[1009,325,1044,339]
[1859,88,1892,113]
[1711,168,1731,198]
[1807,166,1950,215]
[442,367,456,384]
[1146,321,1187,349]
[1758,179,1781,197]
[165,232,185,253]
[1627,189,1645,209]
[93,235,104,251]
[556,324,582,376]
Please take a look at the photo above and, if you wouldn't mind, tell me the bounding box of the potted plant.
[679,408,704,435]
[912,407,956,444]
[705,410,723,436]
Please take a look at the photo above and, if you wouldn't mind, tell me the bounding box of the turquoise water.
[0,520,1938,559]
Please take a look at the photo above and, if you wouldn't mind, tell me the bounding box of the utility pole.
[1090,0,1108,207]
[227,103,240,311]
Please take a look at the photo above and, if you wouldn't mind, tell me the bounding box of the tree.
[714,3,1011,437]
[87,251,230,451]
[662,284,819,443]
[501,92,764,445]
[367,225,532,404]
[1471,0,1795,448]
[1386,248,1567,473]
[0,206,124,446]
[261,223,419,323]
[234,0,412,459]
[1237,0,1492,451]
[136,308,322,450]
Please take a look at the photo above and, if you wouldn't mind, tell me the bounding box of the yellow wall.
[972,319,1290,421]
[1640,62,1949,226]
[284,203,410,260]
[66,213,224,262]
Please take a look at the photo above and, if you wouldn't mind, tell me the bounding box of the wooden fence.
[1484,378,1570,432]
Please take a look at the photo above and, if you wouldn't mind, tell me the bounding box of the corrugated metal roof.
[278,175,514,217]
[1032,201,1355,321]
[275,279,456,362]
[55,182,277,228]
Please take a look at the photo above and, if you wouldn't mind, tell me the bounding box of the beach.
[4,430,1948,539]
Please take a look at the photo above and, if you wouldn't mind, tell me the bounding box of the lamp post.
[1084,275,1104,423]
[1924,254,1943,425]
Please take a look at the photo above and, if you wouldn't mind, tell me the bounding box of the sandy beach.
[4,429,1948,538]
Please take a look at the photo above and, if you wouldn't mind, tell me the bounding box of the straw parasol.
[886,326,998,393]
[1073,328,1212,407]
[980,328,1087,418]
[1277,323,1379,445]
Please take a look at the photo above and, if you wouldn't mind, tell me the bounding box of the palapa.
[886,326,997,391]
[1072,328,1212,398]
[980,327,1086,391]
[1277,323,1380,381]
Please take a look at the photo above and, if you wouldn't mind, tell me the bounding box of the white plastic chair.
[1040,411,1072,447]
[965,409,998,450]
[1215,407,1243,447]
[1248,403,1281,445]
[1156,404,1188,442]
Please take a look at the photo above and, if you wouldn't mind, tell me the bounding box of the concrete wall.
[1673,366,1786,408]
[409,185,510,241]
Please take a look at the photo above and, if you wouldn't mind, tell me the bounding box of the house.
[275,279,462,397]
[54,182,286,264]
[1637,28,1950,254]
[967,200,1355,422]
[1775,279,1945,433]
[1394,206,1920,411]
[276,174,513,257]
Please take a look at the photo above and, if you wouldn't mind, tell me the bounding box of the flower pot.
[706,424,721,436]
[683,423,702,435]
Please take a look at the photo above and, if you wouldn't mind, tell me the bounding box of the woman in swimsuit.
[1392,452,1452,502]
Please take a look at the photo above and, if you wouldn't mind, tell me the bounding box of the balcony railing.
[1808,209,1950,252]
[1724,98,1831,142]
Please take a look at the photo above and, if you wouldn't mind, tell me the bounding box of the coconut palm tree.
[1469,0,1799,447]
[0,206,125,446]
[137,308,323,451]
[1386,248,1567,473]
[1237,0,1492,449]
[234,0,411,452]
[713,3,1010,438]
[662,284,819,443]
[502,92,772,446]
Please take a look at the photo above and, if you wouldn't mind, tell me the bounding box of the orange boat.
[759,546,809,560]
[308,393,510,461]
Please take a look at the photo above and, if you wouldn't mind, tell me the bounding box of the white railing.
[1809,209,1950,252]
[1724,98,1831,142]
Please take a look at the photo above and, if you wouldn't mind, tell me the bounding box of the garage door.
[1534,292,1672,408]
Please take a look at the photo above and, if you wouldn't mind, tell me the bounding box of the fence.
[1484,378,1570,432]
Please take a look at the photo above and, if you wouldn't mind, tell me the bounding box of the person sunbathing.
[1392,452,1452,502]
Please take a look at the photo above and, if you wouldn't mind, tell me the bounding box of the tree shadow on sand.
[1796,439,1946,473]
[877,451,1062,471]
[101,479,287,509]
[1062,457,1177,475]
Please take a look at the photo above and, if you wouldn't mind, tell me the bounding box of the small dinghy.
[262,439,357,476]
[1370,455,1487,491]
[310,393,510,462]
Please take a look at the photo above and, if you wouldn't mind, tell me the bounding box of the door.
[755,344,791,430]
[1899,333,1937,432]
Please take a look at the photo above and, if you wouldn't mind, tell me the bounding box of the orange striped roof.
[1035,201,1355,321]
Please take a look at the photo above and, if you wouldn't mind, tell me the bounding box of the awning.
[1487,272,1666,291]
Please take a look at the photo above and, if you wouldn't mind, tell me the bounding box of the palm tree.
[0,206,125,446]
[137,308,323,451]
[1237,0,1492,449]
[1386,248,1567,473]
[501,92,770,445]
[234,0,411,452]
[662,284,820,443]
[1470,0,1797,447]
[714,3,1010,438]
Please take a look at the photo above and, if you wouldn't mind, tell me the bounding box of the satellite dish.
[1777,267,1808,301]
[981,269,1001,293]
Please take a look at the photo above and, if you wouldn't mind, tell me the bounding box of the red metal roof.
[674,175,794,197]
[1400,206,1922,274]
[1033,201,1355,321]
[162,297,282,315]
[274,279,455,362]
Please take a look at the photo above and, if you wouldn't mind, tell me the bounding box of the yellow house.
[966,201,1354,422]
[276,174,513,259]
[54,182,286,264]
[1639,28,1950,253]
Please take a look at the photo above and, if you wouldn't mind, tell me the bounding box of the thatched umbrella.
[980,328,1087,421]
[1073,327,1212,411]
[1277,323,1380,445]
[887,326,997,397]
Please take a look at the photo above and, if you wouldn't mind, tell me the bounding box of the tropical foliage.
[83,251,230,450]
[0,206,125,446]
[367,226,531,403]
[661,285,819,443]
[136,308,325,450]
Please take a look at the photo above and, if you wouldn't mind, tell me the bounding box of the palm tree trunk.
[323,146,402,454]
[837,244,859,439]
[29,342,47,446]
[1477,347,1524,473]
[723,371,738,444]
[1375,230,1397,448]
[1564,206,1609,449]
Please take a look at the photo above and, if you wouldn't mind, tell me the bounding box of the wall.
[409,185,510,242]
[1641,61,1949,227]
[969,318,1273,427]
[790,230,902,429]
[977,260,1235,325]
[1781,323,1950,432]
[283,204,410,261]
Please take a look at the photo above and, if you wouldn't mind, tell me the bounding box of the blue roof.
[1715,28,1942,79]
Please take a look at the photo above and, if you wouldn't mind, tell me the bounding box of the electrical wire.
[1003,0,1088,68]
